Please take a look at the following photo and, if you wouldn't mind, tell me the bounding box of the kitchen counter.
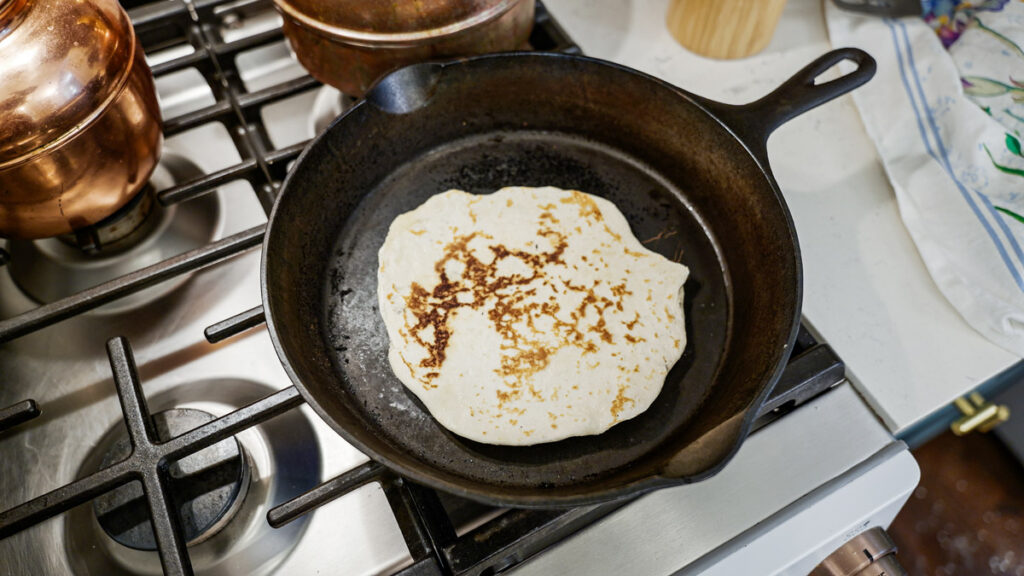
[542,0,1022,434]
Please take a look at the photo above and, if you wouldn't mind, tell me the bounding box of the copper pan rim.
[272,0,523,48]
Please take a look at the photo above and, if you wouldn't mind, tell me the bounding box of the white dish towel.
[826,2,1024,357]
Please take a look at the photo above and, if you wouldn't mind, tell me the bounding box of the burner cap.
[93,408,249,551]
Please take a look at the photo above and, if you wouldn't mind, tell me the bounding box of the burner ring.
[92,408,250,551]
[65,379,321,576]
[5,152,222,312]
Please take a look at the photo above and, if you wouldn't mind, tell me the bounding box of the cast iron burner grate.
[0,2,845,575]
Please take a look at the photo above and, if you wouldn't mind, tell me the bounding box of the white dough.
[376,187,688,445]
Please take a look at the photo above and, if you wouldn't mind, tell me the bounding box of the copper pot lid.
[273,0,523,46]
[0,0,136,169]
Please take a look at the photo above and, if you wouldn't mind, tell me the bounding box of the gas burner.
[308,85,354,137]
[66,379,323,576]
[5,153,222,312]
[93,408,250,551]
[62,183,159,255]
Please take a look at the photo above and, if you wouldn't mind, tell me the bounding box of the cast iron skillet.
[263,49,875,507]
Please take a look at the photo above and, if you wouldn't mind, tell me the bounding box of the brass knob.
[952,392,1010,435]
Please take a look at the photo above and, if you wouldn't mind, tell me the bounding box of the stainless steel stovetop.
[0,2,848,574]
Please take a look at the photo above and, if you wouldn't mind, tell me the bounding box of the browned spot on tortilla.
[559,190,603,220]
[410,229,426,236]
[624,334,646,344]
[610,385,635,421]
[539,211,560,224]
[558,192,624,241]
[625,312,641,331]
[397,192,660,417]
[589,317,614,344]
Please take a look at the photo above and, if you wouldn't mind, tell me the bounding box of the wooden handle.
[666,0,788,59]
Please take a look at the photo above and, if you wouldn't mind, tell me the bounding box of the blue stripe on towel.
[886,18,1024,291]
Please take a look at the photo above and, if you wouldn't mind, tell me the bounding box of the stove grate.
[0,328,842,576]
[0,0,577,345]
[0,400,39,434]
[0,338,303,575]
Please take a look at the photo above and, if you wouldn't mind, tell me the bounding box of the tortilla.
[377,186,688,445]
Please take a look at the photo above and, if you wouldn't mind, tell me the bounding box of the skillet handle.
[702,48,876,154]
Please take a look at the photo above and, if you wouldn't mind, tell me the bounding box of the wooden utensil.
[666,0,788,59]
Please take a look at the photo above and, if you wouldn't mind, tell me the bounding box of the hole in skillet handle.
[697,48,877,161]
[365,61,446,115]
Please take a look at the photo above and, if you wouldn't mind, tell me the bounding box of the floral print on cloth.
[923,0,1014,47]
[946,2,1024,219]
[826,4,1024,356]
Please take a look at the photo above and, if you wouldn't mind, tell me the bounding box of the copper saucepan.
[0,0,162,240]
[274,0,535,97]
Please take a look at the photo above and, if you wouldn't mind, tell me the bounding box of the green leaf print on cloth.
[826,2,1024,356]
[989,130,1024,219]
[963,76,1024,103]
[1009,132,1023,156]
[986,130,1024,179]
[995,206,1024,224]
[949,3,1024,238]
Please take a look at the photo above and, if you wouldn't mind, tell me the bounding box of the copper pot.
[0,0,162,240]
[274,0,535,97]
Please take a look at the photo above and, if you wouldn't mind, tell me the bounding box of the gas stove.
[0,1,907,575]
